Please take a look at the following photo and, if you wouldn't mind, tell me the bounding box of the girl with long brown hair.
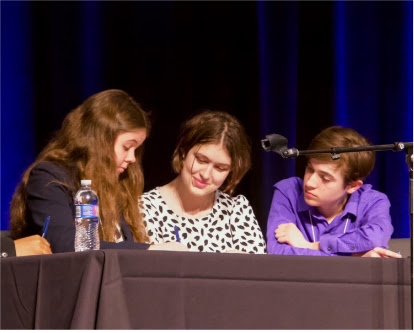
[10,89,186,253]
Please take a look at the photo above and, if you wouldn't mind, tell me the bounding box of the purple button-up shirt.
[266,177,394,256]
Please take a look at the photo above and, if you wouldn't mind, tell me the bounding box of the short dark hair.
[307,126,375,184]
[172,110,251,195]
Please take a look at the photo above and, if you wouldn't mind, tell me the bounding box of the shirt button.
[327,247,331,251]
[1,252,8,258]
[351,246,355,250]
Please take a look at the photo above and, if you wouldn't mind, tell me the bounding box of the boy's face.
[303,158,355,213]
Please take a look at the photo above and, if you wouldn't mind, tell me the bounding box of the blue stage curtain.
[1,2,36,228]
[80,1,104,99]
[331,2,412,238]
[258,1,412,238]
[257,2,299,224]
[2,2,412,239]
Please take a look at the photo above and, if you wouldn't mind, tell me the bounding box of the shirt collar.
[297,190,311,213]
[341,183,372,219]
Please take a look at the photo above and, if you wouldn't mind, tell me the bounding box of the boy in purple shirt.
[267,126,401,258]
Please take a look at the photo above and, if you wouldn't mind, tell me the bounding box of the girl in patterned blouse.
[139,111,266,254]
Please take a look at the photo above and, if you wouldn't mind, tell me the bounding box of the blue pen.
[42,216,51,238]
[174,225,181,242]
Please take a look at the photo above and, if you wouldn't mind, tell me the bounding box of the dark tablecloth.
[1,250,412,329]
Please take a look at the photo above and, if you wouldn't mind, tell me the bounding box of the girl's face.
[179,142,231,197]
[114,129,147,175]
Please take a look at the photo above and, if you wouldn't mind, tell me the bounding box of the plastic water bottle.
[74,180,100,251]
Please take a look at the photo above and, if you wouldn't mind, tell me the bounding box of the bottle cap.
[81,180,92,186]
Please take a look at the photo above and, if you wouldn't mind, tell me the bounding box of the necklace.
[309,210,350,243]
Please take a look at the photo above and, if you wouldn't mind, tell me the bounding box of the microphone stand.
[405,145,413,324]
[262,134,412,160]
[406,145,413,225]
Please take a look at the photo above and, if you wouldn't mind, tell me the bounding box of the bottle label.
[75,204,99,218]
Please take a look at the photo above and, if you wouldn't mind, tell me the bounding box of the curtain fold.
[2,2,411,237]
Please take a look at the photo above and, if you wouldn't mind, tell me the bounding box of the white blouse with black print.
[139,188,267,254]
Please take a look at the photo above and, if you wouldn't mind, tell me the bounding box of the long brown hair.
[172,110,251,195]
[10,89,150,242]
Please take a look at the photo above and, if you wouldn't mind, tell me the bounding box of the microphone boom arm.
[261,135,413,160]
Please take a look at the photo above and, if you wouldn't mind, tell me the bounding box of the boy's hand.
[275,223,311,249]
[352,247,402,258]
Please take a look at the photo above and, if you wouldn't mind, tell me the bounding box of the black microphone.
[261,134,299,158]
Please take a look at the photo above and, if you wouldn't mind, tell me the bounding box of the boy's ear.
[346,180,363,194]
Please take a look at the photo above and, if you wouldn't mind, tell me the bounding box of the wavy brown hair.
[10,89,150,243]
[306,126,375,184]
[172,110,251,195]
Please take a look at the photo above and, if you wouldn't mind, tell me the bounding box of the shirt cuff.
[320,234,359,254]
[1,237,16,258]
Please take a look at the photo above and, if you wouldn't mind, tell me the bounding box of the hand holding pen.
[13,217,52,257]
[147,226,188,251]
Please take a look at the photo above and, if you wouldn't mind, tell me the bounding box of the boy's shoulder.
[357,183,389,202]
[274,176,303,191]
[273,177,304,201]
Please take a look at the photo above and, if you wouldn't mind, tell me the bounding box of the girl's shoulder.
[139,187,165,211]
[32,161,69,179]
[140,187,160,201]
[29,162,73,190]
[215,190,252,211]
